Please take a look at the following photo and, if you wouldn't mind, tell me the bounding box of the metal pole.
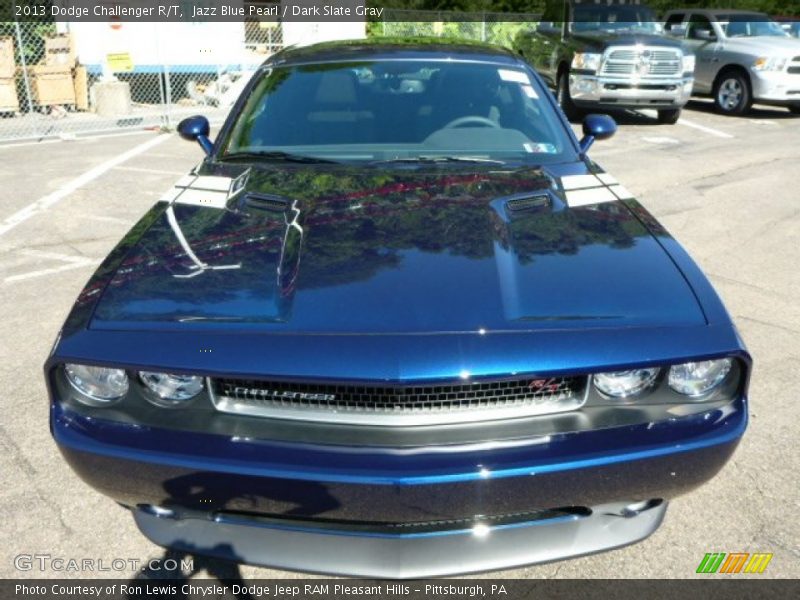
[13,17,34,114]
[164,62,172,128]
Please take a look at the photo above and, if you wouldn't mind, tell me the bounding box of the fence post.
[481,13,486,42]
[13,17,34,115]
[163,63,172,128]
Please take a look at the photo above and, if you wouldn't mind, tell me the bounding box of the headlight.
[593,368,660,398]
[139,371,204,407]
[752,56,787,72]
[572,52,602,71]
[668,359,732,397]
[682,54,696,73]
[64,364,129,406]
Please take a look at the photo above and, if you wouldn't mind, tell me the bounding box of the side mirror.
[693,29,716,41]
[579,114,617,156]
[177,115,213,156]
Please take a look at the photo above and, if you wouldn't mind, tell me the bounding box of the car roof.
[266,37,522,67]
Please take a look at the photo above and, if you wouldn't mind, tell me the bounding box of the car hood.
[88,163,706,334]
[570,31,683,51]
[720,35,800,55]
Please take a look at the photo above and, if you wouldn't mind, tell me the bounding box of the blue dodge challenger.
[47,40,749,577]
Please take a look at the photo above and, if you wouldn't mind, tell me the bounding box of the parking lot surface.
[1,100,798,579]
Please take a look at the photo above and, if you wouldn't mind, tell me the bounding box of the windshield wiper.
[219,151,339,164]
[370,156,506,166]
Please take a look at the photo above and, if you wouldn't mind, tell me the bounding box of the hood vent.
[242,192,292,212]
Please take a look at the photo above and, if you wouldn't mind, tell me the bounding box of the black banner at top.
[3,1,799,23]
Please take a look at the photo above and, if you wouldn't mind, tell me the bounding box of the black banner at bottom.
[3,579,799,600]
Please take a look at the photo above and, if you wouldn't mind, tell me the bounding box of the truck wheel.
[556,71,582,122]
[657,109,681,124]
[713,71,752,115]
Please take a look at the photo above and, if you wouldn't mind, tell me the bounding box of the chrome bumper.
[751,70,800,104]
[134,500,667,578]
[570,74,693,108]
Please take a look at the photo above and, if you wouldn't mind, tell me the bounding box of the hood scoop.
[491,191,564,223]
[241,192,293,213]
[506,193,551,213]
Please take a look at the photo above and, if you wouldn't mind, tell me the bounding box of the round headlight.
[64,364,129,406]
[139,371,203,407]
[668,359,732,397]
[594,368,660,398]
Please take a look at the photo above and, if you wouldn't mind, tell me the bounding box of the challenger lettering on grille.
[228,385,336,403]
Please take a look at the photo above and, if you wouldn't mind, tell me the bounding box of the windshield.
[719,15,788,37]
[219,60,574,165]
[572,5,662,34]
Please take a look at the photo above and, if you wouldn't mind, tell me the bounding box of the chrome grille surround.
[209,374,589,426]
[600,46,683,78]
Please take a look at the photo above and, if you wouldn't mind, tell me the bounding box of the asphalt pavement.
[0,99,798,579]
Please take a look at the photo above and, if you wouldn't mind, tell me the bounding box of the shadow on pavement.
[126,547,255,600]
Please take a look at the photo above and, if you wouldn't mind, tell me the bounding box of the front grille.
[210,374,588,426]
[788,66,800,74]
[601,47,682,78]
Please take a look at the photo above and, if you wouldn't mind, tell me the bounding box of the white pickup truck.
[664,9,800,115]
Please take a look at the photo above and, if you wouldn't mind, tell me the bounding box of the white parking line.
[0,133,171,238]
[4,260,99,283]
[0,128,156,150]
[16,249,93,263]
[86,215,131,224]
[642,136,681,145]
[113,165,187,176]
[677,118,734,139]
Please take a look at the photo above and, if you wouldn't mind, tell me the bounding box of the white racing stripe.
[0,133,171,238]
[595,173,618,185]
[561,174,605,190]
[608,184,634,200]
[565,187,617,207]
[162,170,249,209]
[677,118,734,139]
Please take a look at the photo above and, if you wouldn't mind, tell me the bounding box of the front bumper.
[134,500,666,578]
[570,74,694,109]
[53,394,746,576]
[751,70,800,105]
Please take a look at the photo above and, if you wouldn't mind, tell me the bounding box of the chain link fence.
[0,19,282,143]
[0,12,539,144]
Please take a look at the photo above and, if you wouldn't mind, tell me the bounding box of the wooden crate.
[0,37,15,79]
[0,78,19,112]
[44,33,76,68]
[73,65,89,111]
[30,64,76,106]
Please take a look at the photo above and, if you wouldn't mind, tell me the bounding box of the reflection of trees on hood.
[506,203,639,263]
[99,165,646,307]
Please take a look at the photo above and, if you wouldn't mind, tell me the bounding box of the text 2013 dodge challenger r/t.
[47,40,749,578]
